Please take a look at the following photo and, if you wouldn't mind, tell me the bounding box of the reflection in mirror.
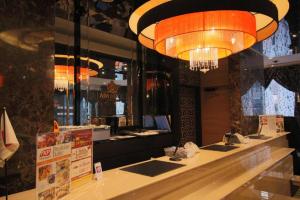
[54,43,137,127]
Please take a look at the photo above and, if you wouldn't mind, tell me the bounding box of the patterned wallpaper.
[263,20,293,58]
[178,87,197,145]
[265,80,295,117]
[177,64,200,145]
[241,81,265,116]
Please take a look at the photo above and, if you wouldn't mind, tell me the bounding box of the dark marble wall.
[0,0,55,194]
[201,48,265,144]
[228,55,242,133]
[228,49,265,135]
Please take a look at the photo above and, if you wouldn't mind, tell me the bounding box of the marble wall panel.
[0,0,55,194]
[228,48,265,135]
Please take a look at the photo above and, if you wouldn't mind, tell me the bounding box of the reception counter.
[1,132,294,200]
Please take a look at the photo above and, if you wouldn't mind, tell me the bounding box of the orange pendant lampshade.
[54,65,98,91]
[129,0,289,73]
[154,11,256,73]
[54,54,102,91]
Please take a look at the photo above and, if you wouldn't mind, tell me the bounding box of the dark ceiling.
[286,0,300,51]
[56,0,299,51]
[286,0,300,34]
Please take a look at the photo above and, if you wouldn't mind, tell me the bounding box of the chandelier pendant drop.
[189,48,218,73]
[129,0,289,73]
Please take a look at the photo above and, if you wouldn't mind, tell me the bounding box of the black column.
[74,0,81,125]
[297,2,300,53]
[137,43,144,127]
[171,60,181,145]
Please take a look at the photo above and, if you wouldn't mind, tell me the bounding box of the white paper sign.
[94,162,103,181]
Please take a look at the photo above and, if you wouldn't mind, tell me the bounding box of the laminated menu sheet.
[70,128,93,181]
[36,131,72,200]
[36,129,93,200]
[258,115,284,136]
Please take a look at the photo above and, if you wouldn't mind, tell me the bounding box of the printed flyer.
[70,128,93,181]
[36,129,93,199]
[36,131,72,200]
[276,115,284,133]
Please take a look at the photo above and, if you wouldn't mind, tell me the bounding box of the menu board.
[70,129,93,181]
[36,131,72,200]
[259,115,285,135]
[36,129,93,199]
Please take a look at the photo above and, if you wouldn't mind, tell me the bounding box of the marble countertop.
[0,132,291,200]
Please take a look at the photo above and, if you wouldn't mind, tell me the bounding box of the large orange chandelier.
[129,0,289,73]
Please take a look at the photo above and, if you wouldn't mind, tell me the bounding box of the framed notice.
[36,131,72,200]
[70,128,93,181]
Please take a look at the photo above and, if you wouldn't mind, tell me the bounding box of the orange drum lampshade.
[54,65,97,83]
[129,0,289,73]
[54,54,102,91]
[154,11,256,72]
[54,65,98,91]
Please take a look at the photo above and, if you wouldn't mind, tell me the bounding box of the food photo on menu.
[55,131,72,144]
[37,132,57,148]
[38,187,55,200]
[38,164,55,186]
[71,129,92,148]
[56,183,70,199]
[56,159,70,186]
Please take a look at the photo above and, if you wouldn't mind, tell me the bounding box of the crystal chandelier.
[129,0,289,73]
[189,48,218,73]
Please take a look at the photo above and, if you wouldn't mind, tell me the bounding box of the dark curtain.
[265,65,300,161]
[264,65,300,123]
[264,65,300,91]
[240,68,265,96]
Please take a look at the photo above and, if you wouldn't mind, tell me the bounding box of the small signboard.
[94,162,103,181]
[259,115,285,135]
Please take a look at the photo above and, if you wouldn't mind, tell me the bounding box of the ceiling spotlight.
[292,34,297,38]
